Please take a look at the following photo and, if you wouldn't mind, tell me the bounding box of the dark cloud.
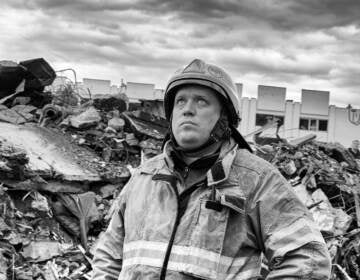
[6,0,360,30]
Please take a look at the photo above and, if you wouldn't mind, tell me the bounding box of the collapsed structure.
[0,58,359,279]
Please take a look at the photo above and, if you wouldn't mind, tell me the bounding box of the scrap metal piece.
[122,111,167,140]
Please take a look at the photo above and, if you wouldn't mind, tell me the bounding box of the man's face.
[171,85,222,150]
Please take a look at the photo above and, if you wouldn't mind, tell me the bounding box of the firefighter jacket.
[92,140,331,280]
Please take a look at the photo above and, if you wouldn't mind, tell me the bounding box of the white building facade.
[238,85,360,147]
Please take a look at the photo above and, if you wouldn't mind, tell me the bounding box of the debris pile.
[0,109,166,279]
[255,140,360,279]
[0,58,168,279]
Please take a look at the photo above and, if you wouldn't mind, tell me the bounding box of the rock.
[125,133,139,146]
[99,184,118,199]
[292,184,313,207]
[21,241,72,262]
[68,106,101,129]
[30,192,51,213]
[333,208,352,235]
[108,116,125,132]
[310,202,335,233]
[310,189,336,233]
[0,106,27,124]
[12,96,31,106]
[283,160,297,175]
[11,104,37,121]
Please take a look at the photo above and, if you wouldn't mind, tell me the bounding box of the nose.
[182,100,196,115]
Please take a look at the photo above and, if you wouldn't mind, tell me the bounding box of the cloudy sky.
[1,0,360,107]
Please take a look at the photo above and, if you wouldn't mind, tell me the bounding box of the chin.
[177,138,204,150]
[175,131,208,148]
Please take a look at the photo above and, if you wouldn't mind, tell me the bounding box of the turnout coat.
[92,140,331,280]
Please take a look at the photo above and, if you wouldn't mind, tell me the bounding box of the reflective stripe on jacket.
[92,140,331,280]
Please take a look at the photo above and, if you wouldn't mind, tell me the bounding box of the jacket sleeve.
[248,169,331,280]
[91,178,132,280]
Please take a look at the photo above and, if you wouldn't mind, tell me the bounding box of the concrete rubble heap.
[1,58,360,280]
[256,139,360,279]
[0,58,167,280]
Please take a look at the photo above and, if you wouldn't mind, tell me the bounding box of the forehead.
[175,84,221,101]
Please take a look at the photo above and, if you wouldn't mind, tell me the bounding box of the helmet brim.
[164,78,238,125]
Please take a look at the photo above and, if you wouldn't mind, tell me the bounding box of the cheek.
[204,111,220,126]
[171,112,180,131]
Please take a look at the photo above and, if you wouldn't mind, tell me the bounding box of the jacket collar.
[163,138,238,186]
[206,139,238,186]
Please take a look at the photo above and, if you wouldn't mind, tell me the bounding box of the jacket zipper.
[161,180,180,280]
[153,174,205,279]
[152,174,180,280]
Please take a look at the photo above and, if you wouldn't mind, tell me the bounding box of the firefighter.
[91,59,331,279]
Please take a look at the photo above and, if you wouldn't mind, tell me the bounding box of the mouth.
[180,121,197,126]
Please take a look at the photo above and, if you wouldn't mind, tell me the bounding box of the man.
[92,59,331,279]
[349,139,360,159]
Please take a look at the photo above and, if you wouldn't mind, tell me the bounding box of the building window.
[299,118,328,132]
[299,119,309,130]
[255,114,284,127]
[310,119,317,131]
[318,120,328,131]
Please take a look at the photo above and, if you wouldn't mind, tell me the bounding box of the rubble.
[0,58,167,279]
[1,57,360,279]
[254,138,360,279]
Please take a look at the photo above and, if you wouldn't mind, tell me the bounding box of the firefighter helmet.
[164,58,241,126]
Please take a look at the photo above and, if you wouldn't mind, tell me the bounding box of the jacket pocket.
[182,191,247,279]
[184,198,229,279]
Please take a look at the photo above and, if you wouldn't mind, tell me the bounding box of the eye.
[175,97,185,106]
[197,98,207,106]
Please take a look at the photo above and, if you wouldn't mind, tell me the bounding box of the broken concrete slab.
[11,104,37,121]
[67,106,101,129]
[11,104,37,114]
[288,133,317,147]
[0,122,102,182]
[122,111,167,140]
[0,106,27,124]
